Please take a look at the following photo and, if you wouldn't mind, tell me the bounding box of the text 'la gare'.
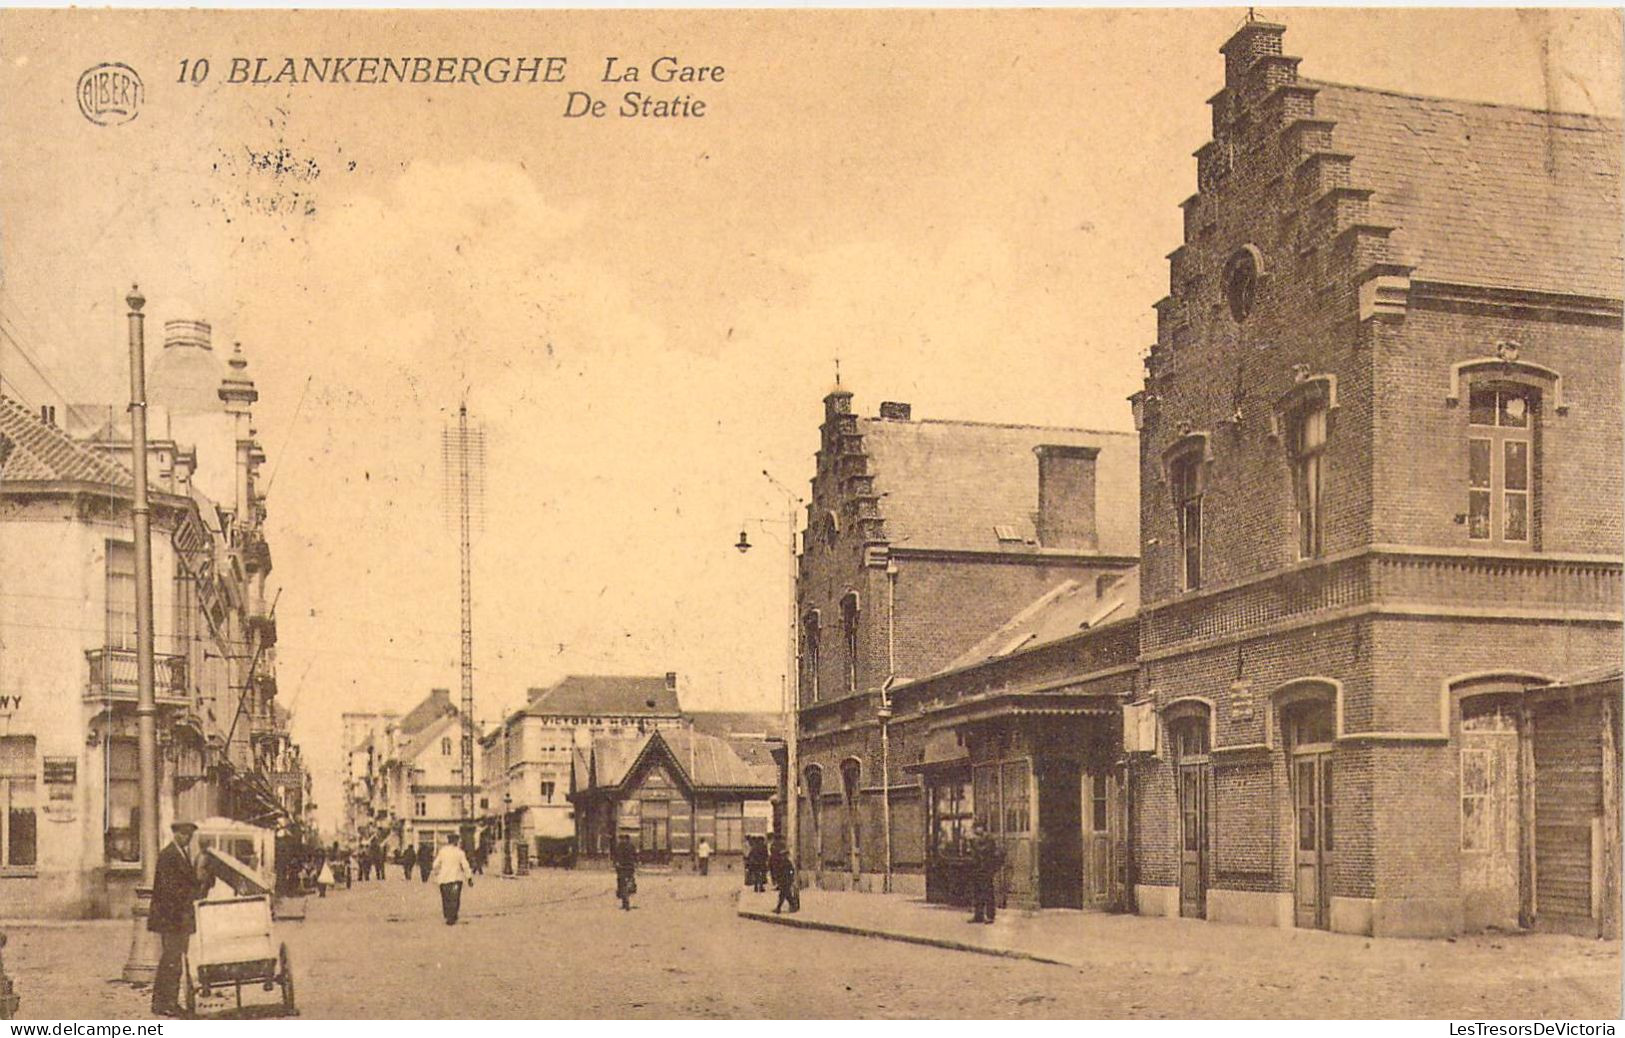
[601,57,726,84]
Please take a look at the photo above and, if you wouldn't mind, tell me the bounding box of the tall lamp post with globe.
[734,470,802,868]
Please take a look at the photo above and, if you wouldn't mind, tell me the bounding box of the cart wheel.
[278,943,296,1016]
[181,962,197,1017]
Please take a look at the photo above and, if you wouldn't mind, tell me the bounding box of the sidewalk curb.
[737,908,1077,968]
[0,918,128,929]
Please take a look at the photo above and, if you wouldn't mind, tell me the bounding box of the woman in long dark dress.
[612,834,638,911]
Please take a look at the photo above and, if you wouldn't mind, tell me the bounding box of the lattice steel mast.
[442,404,484,837]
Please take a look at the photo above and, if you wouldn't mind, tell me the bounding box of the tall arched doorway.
[1166,702,1211,919]
[1282,696,1336,929]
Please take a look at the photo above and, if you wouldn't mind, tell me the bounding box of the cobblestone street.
[4,871,1620,1019]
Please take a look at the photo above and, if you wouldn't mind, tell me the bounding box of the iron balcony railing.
[84,647,191,707]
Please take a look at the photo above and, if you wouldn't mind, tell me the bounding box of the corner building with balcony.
[1128,22,1622,937]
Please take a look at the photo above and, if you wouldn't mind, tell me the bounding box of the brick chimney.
[1034,444,1100,550]
[878,401,912,421]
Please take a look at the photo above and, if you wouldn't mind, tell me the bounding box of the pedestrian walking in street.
[316,857,334,898]
[968,821,1003,924]
[401,844,416,880]
[374,844,387,881]
[358,850,371,882]
[149,820,210,1018]
[612,833,638,911]
[747,835,770,892]
[768,835,797,914]
[418,845,431,882]
[429,833,474,925]
[695,837,712,876]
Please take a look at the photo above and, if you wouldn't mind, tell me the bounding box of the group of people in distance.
[608,831,798,913]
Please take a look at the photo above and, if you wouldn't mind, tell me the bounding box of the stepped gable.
[0,394,132,486]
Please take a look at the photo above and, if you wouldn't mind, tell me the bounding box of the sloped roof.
[526,675,681,717]
[397,689,457,737]
[944,568,1140,673]
[582,728,775,794]
[586,736,644,790]
[657,728,777,790]
[0,394,133,487]
[395,709,476,765]
[1309,81,1623,300]
[687,712,783,740]
[861,418,1138,555]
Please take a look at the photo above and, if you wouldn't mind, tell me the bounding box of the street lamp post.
[735,471,802,868]
[120,285,163,983]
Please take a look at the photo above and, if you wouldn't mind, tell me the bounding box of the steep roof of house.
[943,568,1140,674]
[859,418,1139,555]
[582,728,775,793]
[0,395,133,487]
[586,736,644,789]
[1308,81,1623,300]
[396,689,458,737]
[656,728,777,790]
[526,675,682,717]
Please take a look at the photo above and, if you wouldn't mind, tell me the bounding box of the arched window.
[801,610,821,705]
[840,593,860,695]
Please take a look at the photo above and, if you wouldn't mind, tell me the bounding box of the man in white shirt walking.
[428,833,474,925]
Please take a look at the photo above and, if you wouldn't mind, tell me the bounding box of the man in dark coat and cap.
[149,820,210,1017]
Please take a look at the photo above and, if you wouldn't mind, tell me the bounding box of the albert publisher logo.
[77,63,144,126]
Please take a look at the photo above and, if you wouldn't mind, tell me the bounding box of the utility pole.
[442,405,484,849]
[121,285,161,982]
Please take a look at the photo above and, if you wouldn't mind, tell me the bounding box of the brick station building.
[1126,21,1621,937]
[793,389,1138,895]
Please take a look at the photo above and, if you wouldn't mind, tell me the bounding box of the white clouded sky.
[1,7,1617,832]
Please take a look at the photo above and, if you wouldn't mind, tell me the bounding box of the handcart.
[183,849,297,1017]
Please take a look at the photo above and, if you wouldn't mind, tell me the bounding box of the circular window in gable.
[1225,245,1264,322]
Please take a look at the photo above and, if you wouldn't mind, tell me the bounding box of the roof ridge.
[1303,77,1623,127]
[0,393,134,487]
[866,416,1135,437]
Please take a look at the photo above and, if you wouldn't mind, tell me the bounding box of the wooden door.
[1177,763,1208,918]
[1082,770,1113,908]
[1461,709,1520,930]
[1293,751,1333,929]
[1533,698,1604,935]
[1036,759,1083,908]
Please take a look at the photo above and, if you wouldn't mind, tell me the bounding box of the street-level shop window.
[0,737,36,870]
[105,737,140,864]
[972,764,1000,835]
[1001,760,1030,835]
[1288,405,1327,559]
[715,801,743,852]
[1090,772,1109,833]
[1468,385,1536,546]
[1169,454,1204,591]
[929,775,973,856]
